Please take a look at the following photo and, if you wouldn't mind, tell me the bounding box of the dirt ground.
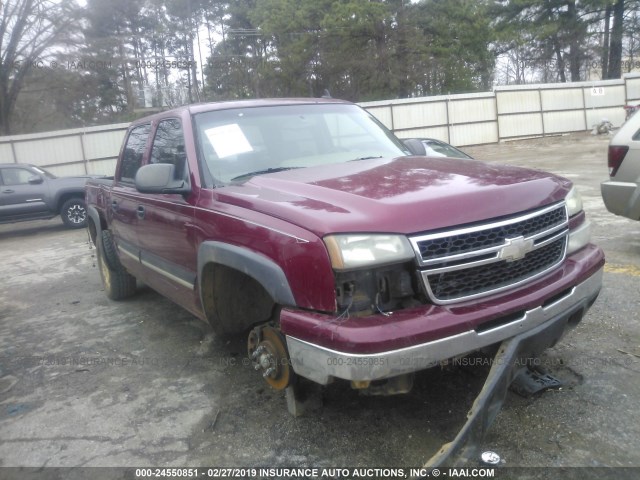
[1,132,639,474]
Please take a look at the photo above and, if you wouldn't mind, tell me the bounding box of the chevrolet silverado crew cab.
[1,163,92,228]
[86,99,603,442]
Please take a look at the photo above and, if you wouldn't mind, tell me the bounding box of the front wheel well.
[57,192,85,212]
[200,262,276,335]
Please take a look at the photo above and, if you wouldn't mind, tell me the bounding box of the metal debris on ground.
[480,451,501,465]
[591,119,614,135]
[509,366,563,397]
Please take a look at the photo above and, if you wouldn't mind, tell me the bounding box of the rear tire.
[97,230,137,300]
[60,198,88,229]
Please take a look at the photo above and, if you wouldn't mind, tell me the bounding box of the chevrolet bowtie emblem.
[499,236,534,262]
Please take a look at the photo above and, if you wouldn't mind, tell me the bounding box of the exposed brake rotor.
[247,326,292,390]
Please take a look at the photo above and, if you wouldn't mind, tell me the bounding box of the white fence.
[363,73,640,146]
[0,123,129,177]
[2,73,640,177]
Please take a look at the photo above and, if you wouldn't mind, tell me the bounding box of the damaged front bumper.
[286,267,603,467]
[418,288,602,468]
[285,267,603,385]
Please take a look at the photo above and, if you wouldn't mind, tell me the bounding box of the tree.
[82,0,146,115]
[493,0,640,83]
[403,0,495,95]
[163,0,206,103]
[250,0,332,97]
[625,6,640,73]
[0,0,80,134]
[318,0,392,100]
[492,0,603,83]
[607,0,624,78]
[10,58,98,132]
[204,0,276,99]
[205,0,495,101]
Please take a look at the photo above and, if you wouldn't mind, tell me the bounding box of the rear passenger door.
[134,118,199,313]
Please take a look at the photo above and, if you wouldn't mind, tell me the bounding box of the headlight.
[324,234,414,270]
[567,220,592,254]
[565,186,583,217]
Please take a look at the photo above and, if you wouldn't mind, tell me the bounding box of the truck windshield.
[194,103,409,184]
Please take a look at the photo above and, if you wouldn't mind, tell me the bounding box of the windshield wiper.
[349,155,383,161]
[231,167,300,182]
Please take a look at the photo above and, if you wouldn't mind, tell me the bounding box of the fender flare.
[197,241,296,307]
[87,205,103,243]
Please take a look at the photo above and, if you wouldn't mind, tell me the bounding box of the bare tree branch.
[0,0,79,134]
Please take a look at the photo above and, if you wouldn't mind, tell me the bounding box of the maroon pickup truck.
[86,98,604,464]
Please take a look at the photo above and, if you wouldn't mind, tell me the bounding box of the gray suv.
[601,113,640,220]
[0,163,95,229]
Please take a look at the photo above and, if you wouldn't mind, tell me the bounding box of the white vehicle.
[601,111,640,220]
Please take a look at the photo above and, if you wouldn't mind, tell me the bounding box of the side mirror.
[134,163,191,195]
[402,138,427,156]
[28,175,44,185]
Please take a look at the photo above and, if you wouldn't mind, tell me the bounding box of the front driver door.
[109,124,151,269]
[0,166,50,221]
[134,118,199,315]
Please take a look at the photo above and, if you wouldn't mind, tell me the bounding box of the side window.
[120,124,151,182]
[1,168,36,186]
[150,119,188,181]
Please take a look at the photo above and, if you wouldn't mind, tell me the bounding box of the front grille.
[426,238,565,301]
[410,203,568,304]
[415,204,567,263]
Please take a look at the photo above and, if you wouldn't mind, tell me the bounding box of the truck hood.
[214,156,572,237]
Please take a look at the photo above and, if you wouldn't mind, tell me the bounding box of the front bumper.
[601,180,640,220]
[285,265,603,385]
[420,294,599,468]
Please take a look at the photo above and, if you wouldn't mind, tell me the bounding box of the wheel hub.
[247,326,292,390]
[68,205,87,224]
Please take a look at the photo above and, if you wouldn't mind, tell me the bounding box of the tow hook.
[247,325,292,390]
